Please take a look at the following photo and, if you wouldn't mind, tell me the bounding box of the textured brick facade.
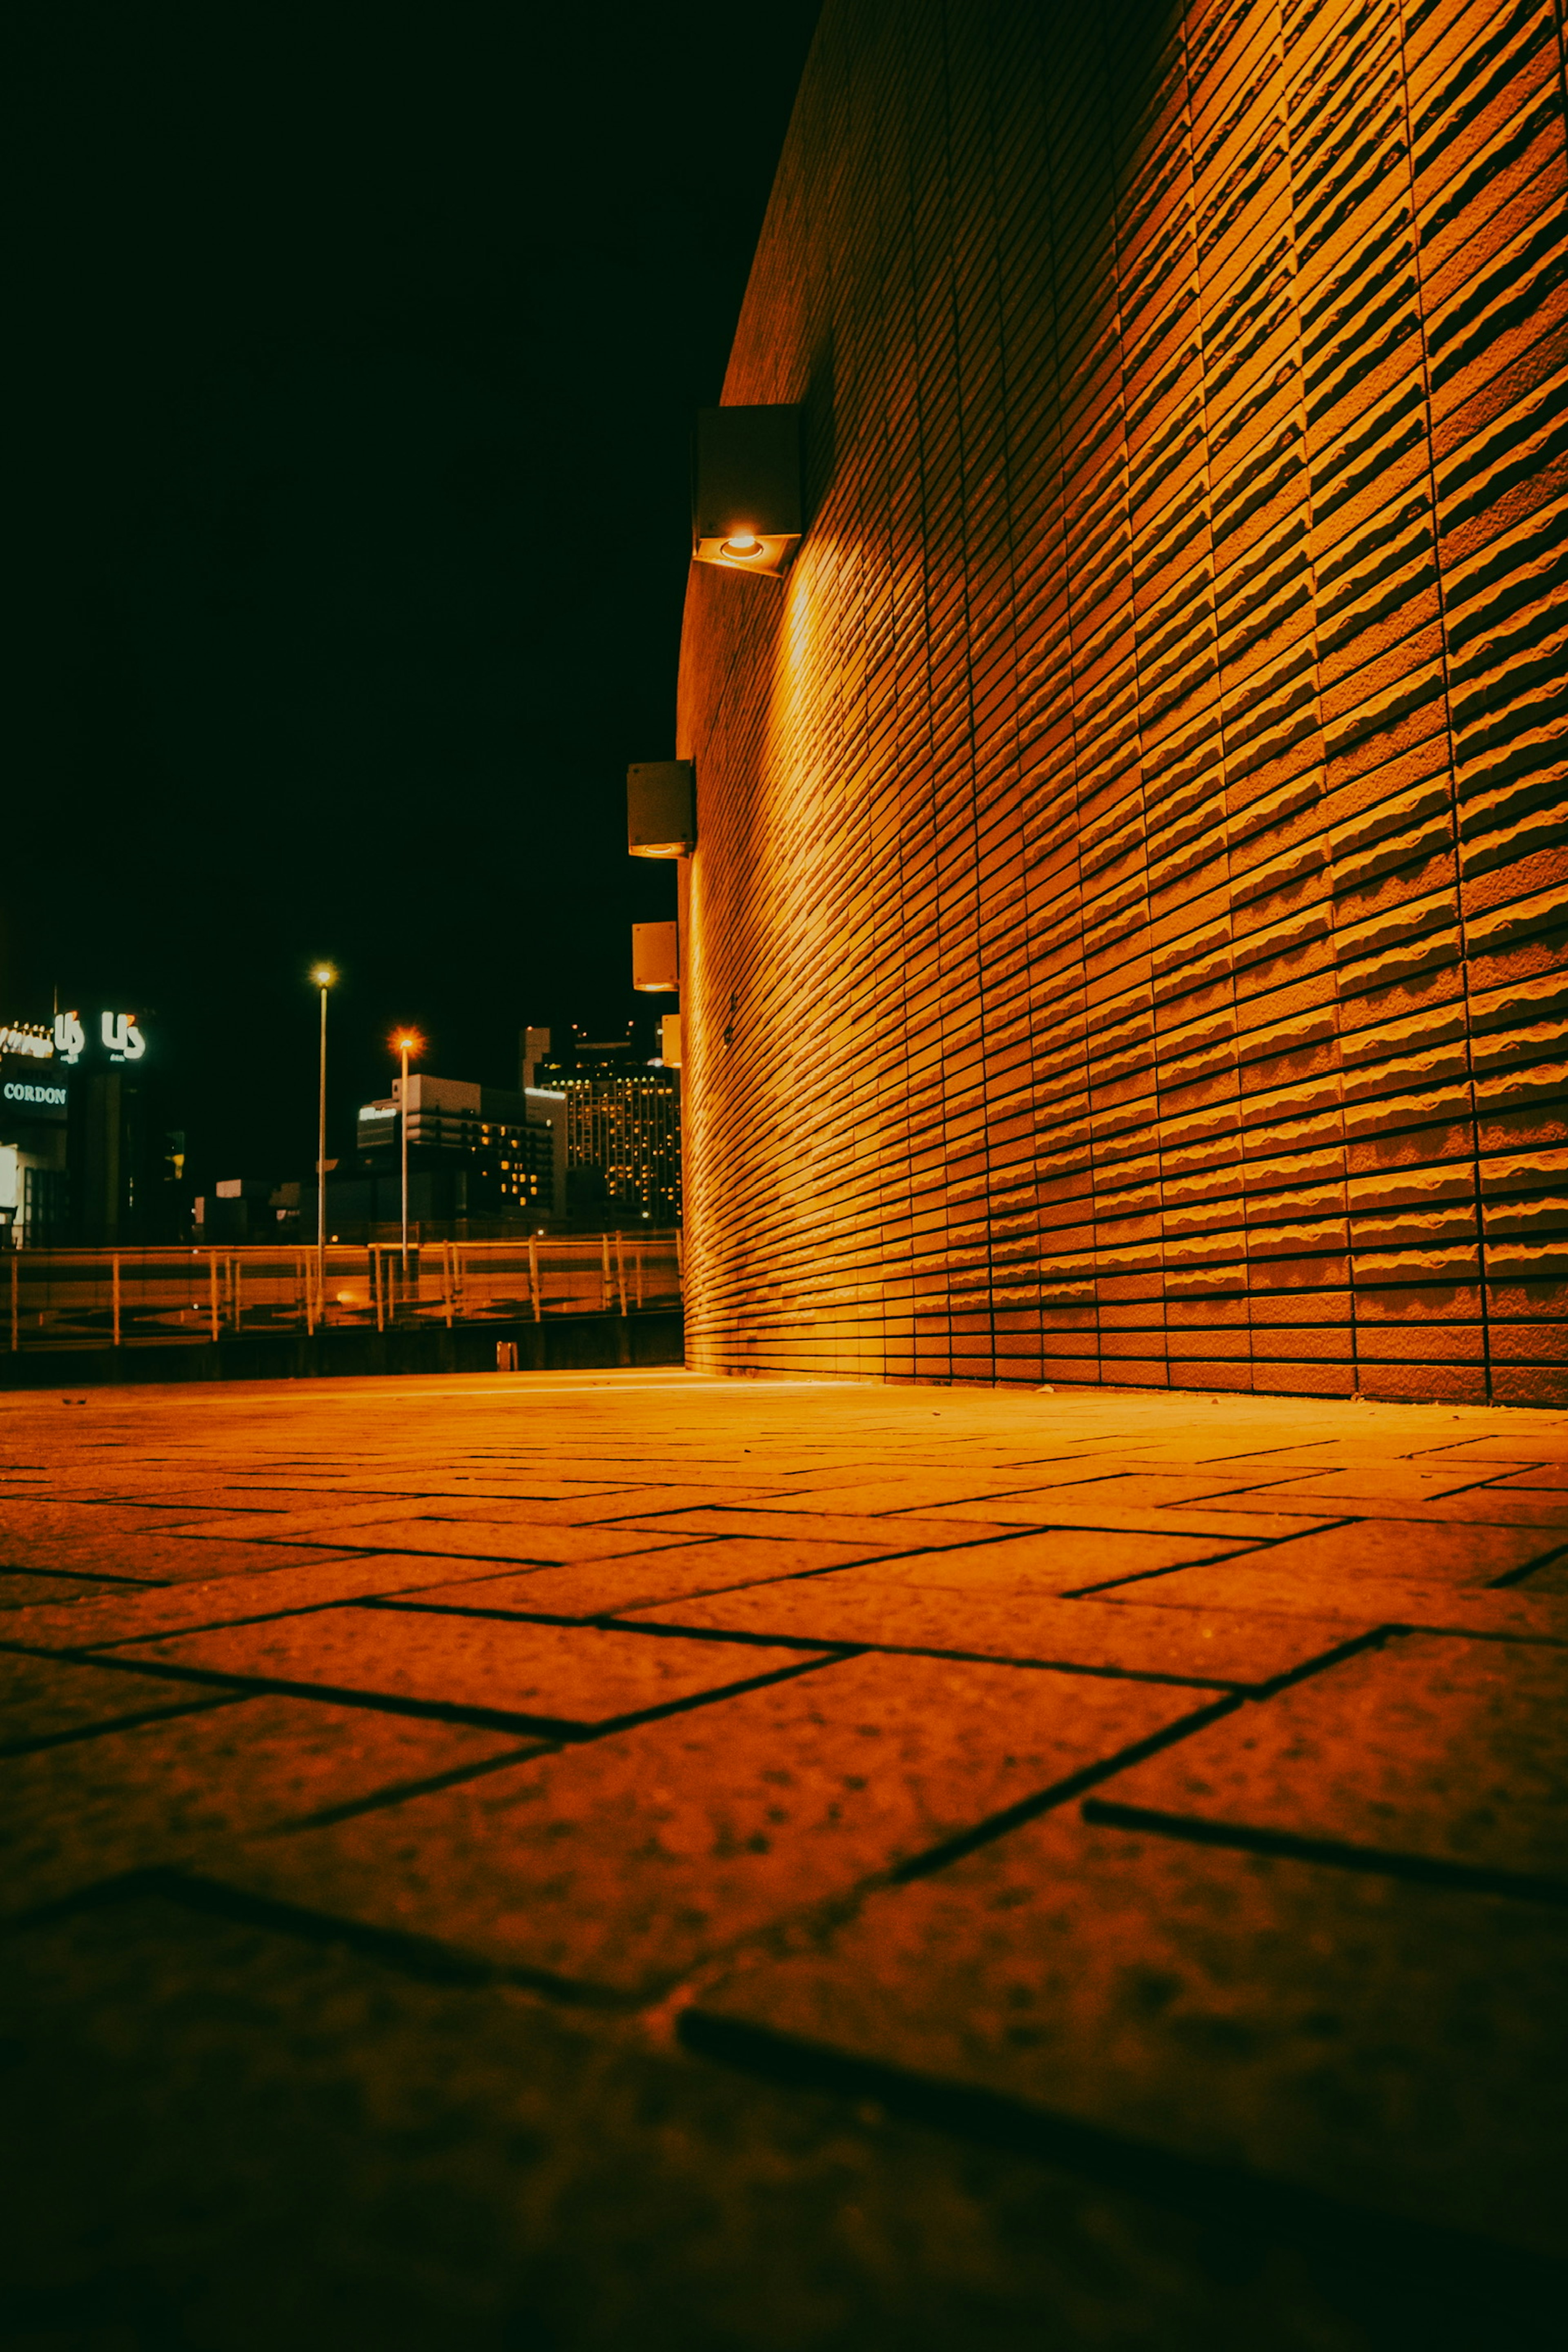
[676,0,1568,1403]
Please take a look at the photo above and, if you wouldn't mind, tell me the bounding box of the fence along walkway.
[4,1233,682,1353]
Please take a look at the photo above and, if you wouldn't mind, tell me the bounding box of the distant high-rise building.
[356,1074,567,1222]
[534,1026,680,1225]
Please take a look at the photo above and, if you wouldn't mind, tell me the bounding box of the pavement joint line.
[1233,1622,1398,1696]
[0,1562,174,1589]
[0,1691,248,1759]
[1078,1800,1568,1906]
[44,1642,851,1744]
[670,2011,1564,2308]
[50,1865,658,2010]
[601,1608,1383,1695]
[365,1598,864,1653]
[1488,1540,1568,1586]
[257,1740,559,1835]
[1062,1548,1276,1595]
[885,1695,1244,1884]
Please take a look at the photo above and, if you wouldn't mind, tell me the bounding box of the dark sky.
[9,0,819,1183]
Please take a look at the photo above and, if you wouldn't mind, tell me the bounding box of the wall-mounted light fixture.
[632,920,679,993]
[693,405,801,576]
[660,1013,682,1069]
[627,760,695,858]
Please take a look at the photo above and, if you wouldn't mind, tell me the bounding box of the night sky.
[10,1,820,1187]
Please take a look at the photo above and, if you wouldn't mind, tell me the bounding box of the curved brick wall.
[676,0,1568,1403]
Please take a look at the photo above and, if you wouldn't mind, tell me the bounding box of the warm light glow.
[676,0,1568,1404]
[311,964,336,988]
[392,1029,423,1057]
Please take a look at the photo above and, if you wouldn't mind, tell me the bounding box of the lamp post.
[392,1029,423,1278]
[310,965,336,1270]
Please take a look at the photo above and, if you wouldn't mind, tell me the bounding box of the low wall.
[0,1310,684,1390]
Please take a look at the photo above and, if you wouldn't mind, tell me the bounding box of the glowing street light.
[392,1027,424,1275]
[310,964,336,1265]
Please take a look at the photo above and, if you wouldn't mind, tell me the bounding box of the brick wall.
[675,0,1568,1404]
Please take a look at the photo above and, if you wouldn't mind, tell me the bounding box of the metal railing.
[4,1232,682,1353]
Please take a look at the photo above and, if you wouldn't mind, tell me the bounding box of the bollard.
[496,1340,519,1372]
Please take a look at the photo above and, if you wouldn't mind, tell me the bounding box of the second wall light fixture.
[627,760,696,858]
[692,405,802,576]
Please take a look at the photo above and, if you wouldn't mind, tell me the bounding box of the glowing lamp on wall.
[627,761,696,858]
[692,405,801,576]
[632,920,679,993]
[660,1013,682,1068]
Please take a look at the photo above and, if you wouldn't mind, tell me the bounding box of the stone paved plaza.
[2,1368,1565,2348]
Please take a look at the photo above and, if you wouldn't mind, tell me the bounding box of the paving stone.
[4,1898,1472,2352]
[956,1472,1304,1508]
[0,1549,587,1655]
[1085,1633,1568,1888]
[0,1569,134,1608]
[1247,1469,1498,1504]
[110,1607,818,1729]
[195,1654,1214,1999]
[893,1496,1341,1538]
[0,1500,244,1542]
[1115,1519,1563,1589]
[1102,1567,1568,1641]
[397,1536,882,1619]
[0,1651,234,1752]
[0,1525,364,1580]
[845,1528,1266,1593]
[627,1505,1033,1548]
[623,1583,1376,1691]
[1267,1491,1568,1529]
[1,1695,535,1915]
[247,1516,704,1566]
[690,1811,1568,2257]
[760,1474,1107,1514]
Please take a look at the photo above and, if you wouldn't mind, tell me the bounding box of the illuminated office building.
[676,0,1568,1403]
[530,1029,682,1224]
[355,1074,566,1222]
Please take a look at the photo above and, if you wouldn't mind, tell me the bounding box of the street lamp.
[392,1028,423,1276]
[310,965,336,1267]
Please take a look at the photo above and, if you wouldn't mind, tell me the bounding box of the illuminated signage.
[101,1013,146,1063]
[3,1081,67,1109]
[49,1011,146,1066]
[0,1025,53,1060]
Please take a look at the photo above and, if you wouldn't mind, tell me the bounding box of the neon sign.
[0,1025,53,1060]
[48,1011,146,1066]
[100,1013,146,1063]
[52,1013,86,1064]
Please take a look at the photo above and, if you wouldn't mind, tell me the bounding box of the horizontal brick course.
[677,0,1568,1400]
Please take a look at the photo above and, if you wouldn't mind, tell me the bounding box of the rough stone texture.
[691,1814,1568,2257]
[5,1891,1504,2352]
[202,1650,1209,1999]
[1085,1631,1568,1884]
[1106,1563,1568,1639]
[394,1533,890,1619]
[4,1368,1567,2342]
[0,1651,235,1753]
[111,1608,818,1731]
[627,1582,1374,1691]
[3,1694,537,1915]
